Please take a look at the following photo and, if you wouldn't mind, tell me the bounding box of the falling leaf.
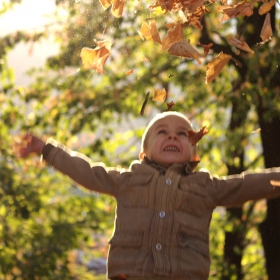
[80,41,112,74]
[270,180,280,188]
[161,23,184,51]
[260,13,273,43]
[186,0,205,13]
[153,88,167,102]
[227,35,254,54]
[99,0,125,17]
[205,52,231,84]
[125,69,134,75]
[168,40,204,64]
[198,43,213,56]
[140,92,150,116]
[188,126,209,146]
[218,0,258,21]
[166,101,175,111]
[138,19,161,44]
[259,0,276,15]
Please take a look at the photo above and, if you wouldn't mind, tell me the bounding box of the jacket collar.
[132,157,196,175]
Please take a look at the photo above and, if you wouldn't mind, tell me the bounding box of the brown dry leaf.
[80,41,112,74]
[150,0,174,12]
[186,0,205,13]
[270,180,280,187]
[168,40,204,64]
[153,88,167,102]
[259,0,276,15]
[138,19,161,44]
[218,0,258,21]
[166,101,175,111]
[198,43,213,56]
[99,0,125,17]
[205,52,231,84]
[260,13,273,43]
[161,23,184,51]
[188,126,209,146]
[227,35,254,54]
[125,69,134,75]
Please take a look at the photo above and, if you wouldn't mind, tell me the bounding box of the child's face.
[140,116,193,167]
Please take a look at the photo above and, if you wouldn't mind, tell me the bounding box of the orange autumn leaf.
[188,126,209,146]
[125,69,134,75]
[260,12,273,43]
[138,20,161,45]
[259,0,276,15]
[80,41,112,74]
[168,40,204,64]
[153,88,167,103]
[161,23,184,51]
[205,52,231,84]
[227,35,254,54]
[99,0,125,17]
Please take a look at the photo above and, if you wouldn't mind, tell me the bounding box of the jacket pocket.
[177,233,209,257]
[109,230,144,248]
[123,173,153,207]
[177,226,210,278]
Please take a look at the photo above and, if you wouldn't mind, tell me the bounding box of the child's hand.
[13,133,46,158]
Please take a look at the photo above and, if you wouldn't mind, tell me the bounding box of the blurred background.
[0,0,280,279]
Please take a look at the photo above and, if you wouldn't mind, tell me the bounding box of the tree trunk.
[222,100,248,280]
[257,105,280,280]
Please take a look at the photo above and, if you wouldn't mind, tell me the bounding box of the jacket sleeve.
[207,168,280,207]
[42,138,127,197]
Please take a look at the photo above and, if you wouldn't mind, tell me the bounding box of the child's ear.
[139,152,145,161]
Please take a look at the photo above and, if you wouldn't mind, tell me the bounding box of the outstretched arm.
[13,133,45,158]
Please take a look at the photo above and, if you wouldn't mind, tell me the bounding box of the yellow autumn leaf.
[80,41,112,74]
[99,0,125,17]
[138,20,161,44]
[205,52,231,84]
[153,88,167,103]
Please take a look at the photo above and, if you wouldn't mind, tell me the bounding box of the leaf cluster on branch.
[81,0,275,83]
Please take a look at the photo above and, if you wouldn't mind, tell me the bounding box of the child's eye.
[158,129,167,134]
[178,131,187,136]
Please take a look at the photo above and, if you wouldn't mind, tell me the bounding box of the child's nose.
[168,133,177,140]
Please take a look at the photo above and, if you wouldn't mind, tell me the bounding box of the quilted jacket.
[42,138,280,280]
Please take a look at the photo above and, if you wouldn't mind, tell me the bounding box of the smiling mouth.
[163,146,180,152]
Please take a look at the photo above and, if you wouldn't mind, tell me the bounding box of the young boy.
[15,111,280,280]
